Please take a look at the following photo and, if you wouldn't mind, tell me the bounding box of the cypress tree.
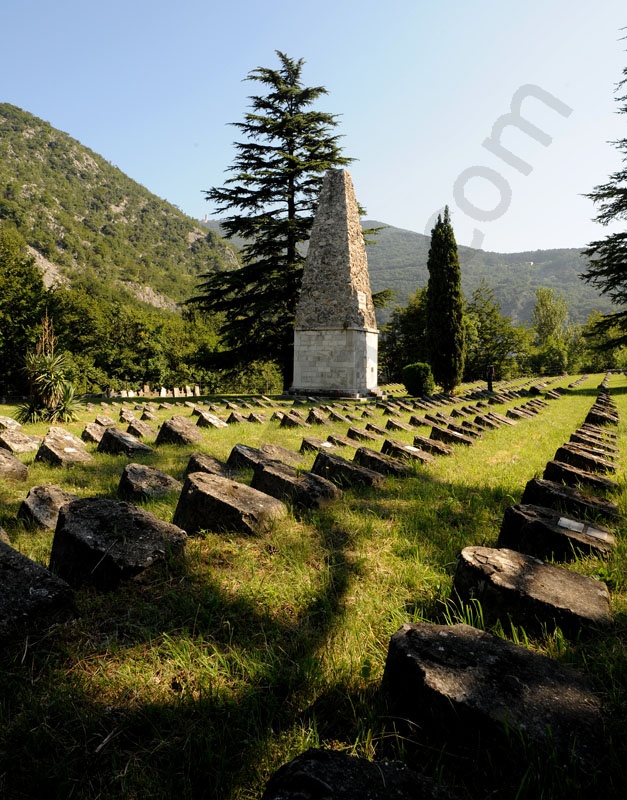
[425,207,465,392]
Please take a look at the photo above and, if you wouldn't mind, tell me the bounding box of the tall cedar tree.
[582,51,627,344]
[425,207,465,391]
[193,52,351,388]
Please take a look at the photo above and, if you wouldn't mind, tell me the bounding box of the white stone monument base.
[290,327,379,397]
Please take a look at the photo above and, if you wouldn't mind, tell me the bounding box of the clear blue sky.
[3,0,625,252]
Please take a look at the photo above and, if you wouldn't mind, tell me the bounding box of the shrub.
[402,361,435,396]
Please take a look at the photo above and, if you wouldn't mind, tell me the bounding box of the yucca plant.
[16,313,80,423]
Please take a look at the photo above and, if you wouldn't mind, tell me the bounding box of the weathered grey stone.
[327,409,350,423]
[261,748,452,800]
[569,431,619,456]
[127,419,159,439]
[140,410,158,422]
[118,408,136,423]
[306,407,329,425]
[385,418,414,433]
[429,425,473,447]
[251,460,341,510]
[381,439,435,465]
[97,427,154,457]
[0,429,40,453]
[81,422,107,444]
[365,422,388,436]
[473,414,500,430]
[0,447,28,481]
[553,443,616,475]
[506,407,534,420]
[292,169,379,397]
[543,460,619,493]
[35,428,93,466]
[196,409,228,429]
[326,434,354,447]
[487,412,517,426]
[259,443,304,466]
[184,452,230,477]
[94,414,116,427]
[447,421,482,439]
[226,444,269,472]
[585,408,618,427]
[0,415,21,431]
[453,546,611,635]
[280,412,311,429]
[311,451,383,488]
[382,622,603,762]
[497,503,615,560]
[521,477,619,521]
[50,498,186,589]
[353,446,412,477]
[117,463,182,501]
[156,416,204,446]
[18,485,79,530]
[247,412,266,424]
[172,472,287,535]
[0,540,76,646]
[300,436,336,454]
[412,433,454,456]
[226,411,247,425]
[409,414,431,427]
[347,426,382,443]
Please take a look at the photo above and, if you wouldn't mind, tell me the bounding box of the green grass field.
[1,375,626,799]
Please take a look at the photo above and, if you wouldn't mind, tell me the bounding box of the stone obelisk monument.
[290,169,379,397]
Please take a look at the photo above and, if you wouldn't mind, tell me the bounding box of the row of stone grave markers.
[373,381,620,800]
[0,380,598,797]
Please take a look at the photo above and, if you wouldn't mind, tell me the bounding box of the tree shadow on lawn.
[0,463,623,799]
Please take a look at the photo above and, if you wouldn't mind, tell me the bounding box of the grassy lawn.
[1,374,626,799]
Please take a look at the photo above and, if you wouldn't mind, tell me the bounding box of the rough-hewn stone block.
[311,451,383,488]
[521,477,619,521]
[353,446,412,477]
[453,546,611,635]
[156,416,204,446]
[251,460,341,510]
[18,485,79,530]
[0,429,41,453]
[118,463,182,501]
[553,443,616,475]
[497,503,615,560]
[98,427,154,457]
[430,425,473,446]
[383,622,602,761]
[0,540,75,646]
[543,460,619,493]
[173,472,287,535]
[50,498,186,589]
[381,439,434,465]
[0,448,28,480]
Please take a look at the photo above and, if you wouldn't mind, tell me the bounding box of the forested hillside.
[362,221,614,324]
[0,103,238,305]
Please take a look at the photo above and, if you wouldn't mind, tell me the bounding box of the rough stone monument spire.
[290,169,379,397]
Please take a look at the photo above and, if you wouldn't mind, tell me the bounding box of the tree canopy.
[425,208,465,392]
[192,51,351,388]
[582,54,627,342]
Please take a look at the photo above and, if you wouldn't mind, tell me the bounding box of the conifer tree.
[193,51,351,388]
[582,55,627,342]
[425,207,465,391]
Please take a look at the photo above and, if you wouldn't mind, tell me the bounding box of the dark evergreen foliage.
[401,362,435,396]
[379,289,429,382]
[425,208,465,392]
[464,281,523,381]
[582,55,627,342]
[193,51,351,387]
[0,223,47,395]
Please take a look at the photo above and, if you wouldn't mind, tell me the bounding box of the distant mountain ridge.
[0,102,610,326]
[0,103,237,307]
[361,221,612,325]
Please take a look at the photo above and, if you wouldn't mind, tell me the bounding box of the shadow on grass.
[1,382,625,798]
